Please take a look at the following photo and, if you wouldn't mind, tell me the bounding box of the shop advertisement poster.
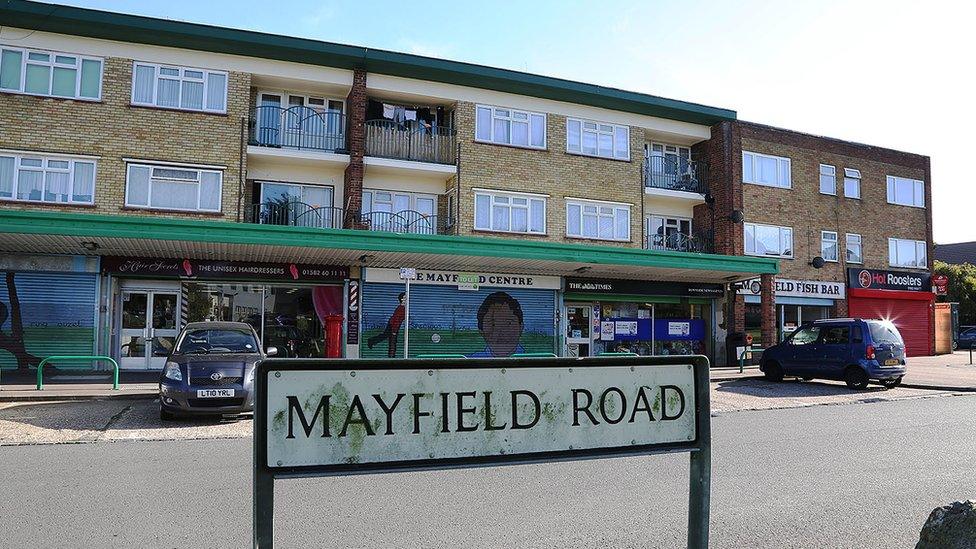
[668,321,691,337]
[366,268,560,290]
[738,278,845,300]
[101,256,348,282]
[614,321,638,336]
[600,321,615,341]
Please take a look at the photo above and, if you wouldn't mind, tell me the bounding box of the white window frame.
[843,168,861,199]
[0,150,97,205]
[565,198,631,241]
[125,162,223,212]
[846,233,863,264]
[131,62,228,114]
[888,238,927,268]
[0,45,103,100]
[886,175,925,208]
[473,189,547,235]
[474,105,546,150]
[821,230,838,262]
[565,118,630,160]
[819,164,836,195]
[744,222,794,259]
[742,151,792,189]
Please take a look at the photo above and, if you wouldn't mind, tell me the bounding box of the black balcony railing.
[643,155,708,195]
[249,106,346,153]
[645,230,715,254]
[244,201,454,235]
[364,120,457,165]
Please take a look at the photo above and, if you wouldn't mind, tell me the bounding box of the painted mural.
[361,283,557,358]
[0,272,97,369]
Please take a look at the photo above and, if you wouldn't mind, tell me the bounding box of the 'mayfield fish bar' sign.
[252,356,711,548]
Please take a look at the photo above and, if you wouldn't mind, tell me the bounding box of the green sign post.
[253,355,711,548]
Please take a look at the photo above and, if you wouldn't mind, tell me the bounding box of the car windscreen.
[867,321,904,346]
[176,328,259,354]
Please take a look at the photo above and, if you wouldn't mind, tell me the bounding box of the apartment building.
[0,0,784,372]
[0,2,934,373]
[706,121,934,356]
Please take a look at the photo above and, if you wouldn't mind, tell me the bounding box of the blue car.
[760,318,907,390]
[958,326,976,350]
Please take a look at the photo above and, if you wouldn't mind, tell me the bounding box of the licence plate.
[884,359,900,366]
[196,388,235,398]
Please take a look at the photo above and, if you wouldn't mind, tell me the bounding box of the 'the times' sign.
[260,359,698,471]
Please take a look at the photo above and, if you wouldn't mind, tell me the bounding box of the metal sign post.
[399,267,416,358]
[253,355,711,548]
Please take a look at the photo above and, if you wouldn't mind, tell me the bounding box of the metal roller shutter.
[0,271,97,369]
[361,282,557,358]
[848,294,932,357]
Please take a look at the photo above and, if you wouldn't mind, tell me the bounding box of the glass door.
[565,304,592,357]
[118,290,180,370]
[256,93,282,146]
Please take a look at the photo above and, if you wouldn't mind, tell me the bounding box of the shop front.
[360,268,560,358]
[563,278,723,361]
[740,278,846,342]
[101,257,349,369]
[846,268,934,356]
[0,254,100,371]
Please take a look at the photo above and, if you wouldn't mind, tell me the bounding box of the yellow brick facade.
[454,101,649,247]
[0,56,250,220]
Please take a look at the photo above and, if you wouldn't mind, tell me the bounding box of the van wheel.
[763,360,784,382]
[844,367,869,390]
[880,376,903,389]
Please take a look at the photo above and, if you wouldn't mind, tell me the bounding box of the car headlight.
[245,367,255,385]
[163,361,183,382]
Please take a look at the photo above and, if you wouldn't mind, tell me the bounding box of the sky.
[36,0,975,243]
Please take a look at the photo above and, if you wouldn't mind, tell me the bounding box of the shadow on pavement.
[713,378,888,398]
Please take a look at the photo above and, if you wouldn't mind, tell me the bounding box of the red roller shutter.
[848,288,934,357]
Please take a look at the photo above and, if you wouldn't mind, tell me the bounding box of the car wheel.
[880,376,903,389]
[159,407,178,421]
[763,360,784,382]
[844,367,869,390]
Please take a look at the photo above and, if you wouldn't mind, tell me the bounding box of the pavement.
[2,394,972,548]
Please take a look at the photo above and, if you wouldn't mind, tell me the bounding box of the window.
[846,233,862,264]
[125,163,222,212]
[475,105,546,149]
[0,46,102,100]
[131,62,227,113]
[888,238,927,268]
[886,175,924,207]
[790,326,821,345]
[819,164,836,195]
[742,151,791,188]
[744,222,793,258]
[566,118,629,160]
[646,215,696,251]
[821,325,850,345]
[473,190,546,234]
[844,168,861,199]
[821,231,838,262]
[362,189,437,234]
[0,152,96,204]
[566,199,629,241]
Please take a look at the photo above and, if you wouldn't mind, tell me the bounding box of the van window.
[790,326,821,345]
[867,321,904,345]
[822,325,850,345]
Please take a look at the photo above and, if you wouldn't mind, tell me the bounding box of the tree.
[934,260,976,325]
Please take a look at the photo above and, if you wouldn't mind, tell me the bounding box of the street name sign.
[253,356,711,548]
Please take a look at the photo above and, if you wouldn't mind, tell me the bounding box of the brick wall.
[736,122,930,283]
[453,101,646,246]
[342,68,367,228]
[0,57,250,220]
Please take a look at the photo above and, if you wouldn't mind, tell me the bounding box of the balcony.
[643,155,708,195]
[244,201,454,235]
[644,229,715,254]
[364,120,456,165]
[248,106,346,153]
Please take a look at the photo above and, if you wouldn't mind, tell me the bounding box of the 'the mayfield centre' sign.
[261,360,697,470]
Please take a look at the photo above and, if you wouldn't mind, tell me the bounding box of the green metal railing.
[512,353,558,358]
[738,347,765,373]
[416,354,467,359]
[36,355,120,390]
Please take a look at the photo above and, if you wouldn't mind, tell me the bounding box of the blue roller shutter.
[0,271,97,369]
[361,282,556,358]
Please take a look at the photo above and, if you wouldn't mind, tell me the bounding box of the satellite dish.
[810,256,826,269]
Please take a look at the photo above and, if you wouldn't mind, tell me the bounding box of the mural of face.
[477,292,524,357]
